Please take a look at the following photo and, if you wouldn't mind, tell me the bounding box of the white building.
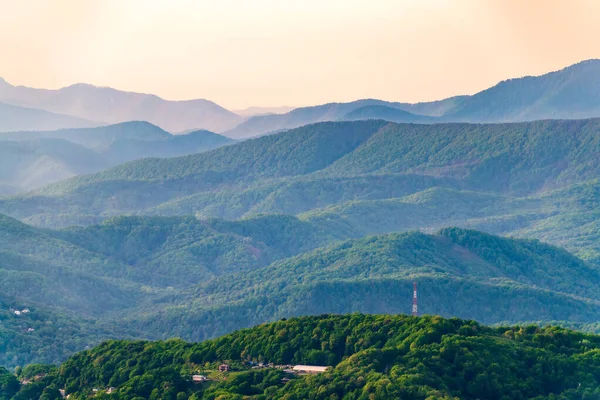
[292,365,329,374]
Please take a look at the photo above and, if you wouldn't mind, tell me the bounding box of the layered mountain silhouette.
[0,78,242,133]
[2,59,600,136]
[0,121,233,193]
[0,100,97,132]
[227,59,600,138]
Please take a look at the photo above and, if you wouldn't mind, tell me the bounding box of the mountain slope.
[131,228,600,344]
[0,212,348,367]
[0,79,242,133]
[0,101,96,132]
[445,59,600,121]
[4,118,600,226]
[3,214,600,369]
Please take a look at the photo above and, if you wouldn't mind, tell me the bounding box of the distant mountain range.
[0,78,242,133]
[2,59,600,136]
[0,100,97,132]
[232,105,296,117]
[0,121,233,194]
[226,59,600,138]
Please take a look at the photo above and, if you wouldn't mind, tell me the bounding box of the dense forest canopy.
[3,211,600,369]
[6,314,600,399]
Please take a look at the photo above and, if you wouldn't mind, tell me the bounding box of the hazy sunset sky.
[1,0,599,109]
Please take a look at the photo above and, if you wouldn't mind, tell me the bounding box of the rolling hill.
[132,228,600,343]
[0,212,346,367]
[3,210,600,369]
[0,79,242,133]
[4,118,600,245]
[8,314,600,399]
[0,122,233,193]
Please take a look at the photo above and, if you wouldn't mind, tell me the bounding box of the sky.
[0,0,599,109]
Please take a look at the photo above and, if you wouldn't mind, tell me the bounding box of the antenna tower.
[412,281,418,316]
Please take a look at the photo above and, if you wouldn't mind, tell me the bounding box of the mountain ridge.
[0,79,242,133]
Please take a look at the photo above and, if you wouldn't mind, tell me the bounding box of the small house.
[106,387,116,394]
[218,364,230,372]
[14,310,21,316]
[22,309,30,313]
[192,375,207,383]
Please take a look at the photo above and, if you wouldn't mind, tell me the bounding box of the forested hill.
[7,314,600,400]
[4,118,600,265]
[131,227,600,344]
[4,215,600,369]
[4,118,600,223]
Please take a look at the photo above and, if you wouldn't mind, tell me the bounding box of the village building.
[291,365,329,374]
[192,375,207,383]
[218,363,230,372]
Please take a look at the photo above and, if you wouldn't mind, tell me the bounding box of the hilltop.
[7,314,600,399]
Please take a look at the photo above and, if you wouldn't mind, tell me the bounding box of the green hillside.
[4,118,600,369]
[5,118,600,224]
[0,213,346,367]
[8,314,600,400]
[3,215,600,369]
[129,228,600,344]
[5,119,600,263]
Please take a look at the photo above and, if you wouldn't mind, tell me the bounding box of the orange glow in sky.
[0,0,598,108]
